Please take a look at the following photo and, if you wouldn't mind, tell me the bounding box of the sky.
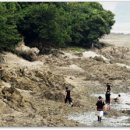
[99,1,130,34]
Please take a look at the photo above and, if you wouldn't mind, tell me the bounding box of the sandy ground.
[100,33,130,47]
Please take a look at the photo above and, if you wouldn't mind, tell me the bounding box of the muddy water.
[68,112,130,127]
[92,93,130,110]
[67,93,130,127]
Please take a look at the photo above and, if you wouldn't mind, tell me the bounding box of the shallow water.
[91,93,130,110]
[67,92,130,127]
[68,112,130,127]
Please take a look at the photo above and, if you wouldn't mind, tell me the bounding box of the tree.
[0,3,22,51]
[17,2,115,50]
[17,3,71,52]
[66,2,115,47]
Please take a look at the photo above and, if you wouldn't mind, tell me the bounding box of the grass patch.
[63,47,87,53]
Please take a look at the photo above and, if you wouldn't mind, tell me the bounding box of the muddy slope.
[0,34,130,126]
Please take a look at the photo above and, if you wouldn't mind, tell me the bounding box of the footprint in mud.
[68,112,130,127]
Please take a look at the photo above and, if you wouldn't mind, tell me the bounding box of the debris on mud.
[1,34,130,126]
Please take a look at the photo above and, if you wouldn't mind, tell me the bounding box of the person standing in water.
[65,87,73,107]
[96,96,105,122]
[105,90,111,110]
[114,94,122,103]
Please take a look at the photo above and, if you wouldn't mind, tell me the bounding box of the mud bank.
[1,33,130,126]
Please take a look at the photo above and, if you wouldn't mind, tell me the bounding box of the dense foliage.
[0,3,22,51]
[17,3,72,50]
[0,2,115,52]
[68,3,115,47]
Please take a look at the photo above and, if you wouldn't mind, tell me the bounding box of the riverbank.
[0,33,130,126]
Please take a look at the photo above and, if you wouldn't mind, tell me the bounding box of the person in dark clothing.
[96,96,105,122]
[105,90,111,104]
[105,90,111,110]
[65,87,73,106]
[106,83,111,91]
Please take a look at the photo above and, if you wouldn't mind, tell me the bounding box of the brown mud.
[0,33,130,126]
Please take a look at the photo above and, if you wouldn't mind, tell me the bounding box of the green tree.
[17,2,115,51]
[0,2,115,52]
[67,2,115,47]
[17,3,71,51]
[0,3,21,51]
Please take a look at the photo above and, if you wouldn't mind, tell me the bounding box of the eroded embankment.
[1,41,130,126]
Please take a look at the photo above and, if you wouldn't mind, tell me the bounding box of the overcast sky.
[99,1,130,34]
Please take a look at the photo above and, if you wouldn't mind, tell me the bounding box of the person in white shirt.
[114,94,122,103]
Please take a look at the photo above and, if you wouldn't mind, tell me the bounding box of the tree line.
[0,2,115,52]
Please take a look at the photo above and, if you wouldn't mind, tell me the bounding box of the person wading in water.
[114,94,122,103]
[105,90,111,110]
[96,96,105,122]
[65,87,73,107]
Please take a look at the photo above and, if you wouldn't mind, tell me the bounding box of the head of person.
[98,96,102,100]
[106,83,110,87]
[66,87,69,90]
